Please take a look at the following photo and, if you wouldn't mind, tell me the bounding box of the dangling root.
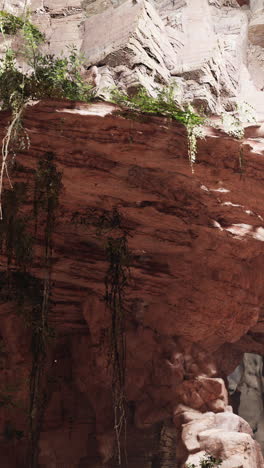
[103,221,130,465]
[0,105,29,219]
[113,388,127,465]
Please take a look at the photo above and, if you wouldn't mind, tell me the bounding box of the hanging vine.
[101,208,130,465]
[110,86,205,171]
[28,151,62,468]
[0,150,62,466]
[0,12,44,219]
[0,11,94,220]
[0,182,33,269]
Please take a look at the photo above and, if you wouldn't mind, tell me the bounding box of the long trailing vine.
[0,11,93,219]
[106,235,129,465]
[98,208,130,465]
[110,86,205,171]
[0,10,44,40]
[28,151,62,468]
[0,10,208,215]
[72,207,130,463]
[0,11,44,218]
[0,151,62,467]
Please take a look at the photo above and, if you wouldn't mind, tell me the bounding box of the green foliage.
[0,48,94,111]
[29,50,94,102]
[111,86,204,167]
[111,86,204,126]
[0,10,44,44]
[186,454,223,468]
[0,48,23,111]
[0,10,25,35]
[0,24,92,203]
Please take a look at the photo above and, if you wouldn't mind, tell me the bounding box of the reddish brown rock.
[0,101,264,466]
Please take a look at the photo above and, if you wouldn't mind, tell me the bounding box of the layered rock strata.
[229,353,264,455]
[0,0,263,116]
[0,101,263,466]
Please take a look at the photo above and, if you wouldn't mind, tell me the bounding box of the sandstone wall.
[0,101,262,466]
[229,353,264,454]
[0,1,264,467]
[0,0,263,116]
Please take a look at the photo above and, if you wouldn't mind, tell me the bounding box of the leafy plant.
[0,13,93,218]
[220,101,256,140]
[0,10,44,43]
[111,86,204,168]
[34,53,93,101]
[111,86,203,126]
[186,454,223,468]
[0,48,94,109]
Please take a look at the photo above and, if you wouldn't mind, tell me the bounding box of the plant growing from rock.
[219,101,257,173]
[110,86,205,169]
[0,11,93,219]
[186,453,223,468]
[0,10,44,41]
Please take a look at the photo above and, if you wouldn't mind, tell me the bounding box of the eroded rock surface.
[177,406,263,468]
[0,0,264,115]
[229,353,264,455]
[0,101,262,465]
[0,0,264,466]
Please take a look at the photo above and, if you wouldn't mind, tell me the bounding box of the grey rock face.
[229,353,264,454]
[1,0,264,115]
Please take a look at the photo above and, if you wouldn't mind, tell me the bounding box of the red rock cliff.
[0,101,264,467]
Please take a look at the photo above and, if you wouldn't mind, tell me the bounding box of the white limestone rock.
[0,0,264,116]
[181,407,264,468]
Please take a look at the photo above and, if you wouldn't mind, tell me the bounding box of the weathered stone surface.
[229,353,264,455]
[182,408,263,468]
[0,101,263,465]
[0,0,264,465]
[249,2,264,46]
[0,0,263,115]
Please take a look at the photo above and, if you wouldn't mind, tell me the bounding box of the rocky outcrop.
[0,100,263,466]
[0,0,264,466]
[229,353,264,455]
[0,0,263,116]
[176,406,264,468]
